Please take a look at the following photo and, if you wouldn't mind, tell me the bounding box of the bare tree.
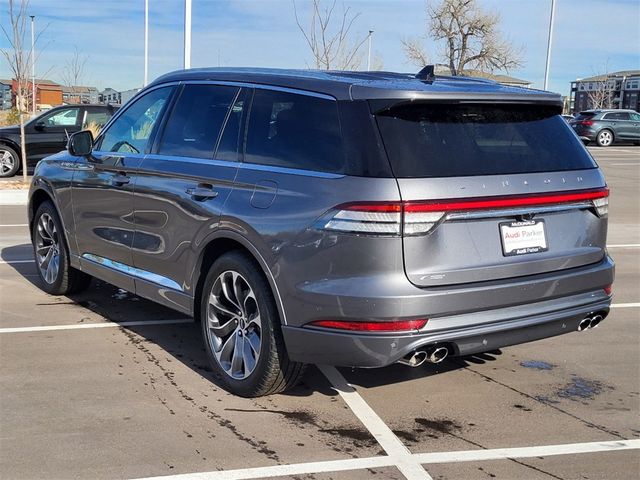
[61,46,89,102]
[1,0,32,181]
[293,0,370,70]
[401,37,429,67]
[403,0,522,75]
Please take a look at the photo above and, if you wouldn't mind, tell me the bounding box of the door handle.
[186,185,219,201]
[111,172,131,186]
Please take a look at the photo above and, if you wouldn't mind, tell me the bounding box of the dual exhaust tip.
[398,346,449,367]
[577,311,607,331]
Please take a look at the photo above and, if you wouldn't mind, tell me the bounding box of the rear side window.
[375,104,597,178]
[603,112,629,120]
[244,89,345,173]
[158,84,238,159]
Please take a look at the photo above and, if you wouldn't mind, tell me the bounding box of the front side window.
[40,108,79,127]
[98,87,172,154]
[158,84,238,159]
[83,109,114,128]
[244,89,345,173]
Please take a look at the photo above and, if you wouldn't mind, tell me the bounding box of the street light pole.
[367,30,373,71]
[183,0,192,69]
[30,15,35,114]
[144,0,149,86]
[543,0,556,91]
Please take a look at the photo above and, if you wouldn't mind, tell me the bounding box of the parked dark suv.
[28,68,614,397]
[570,109,640,147]
[0,104,117,177]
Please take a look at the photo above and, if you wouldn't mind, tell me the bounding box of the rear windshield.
[574,112,596,121]
[375,103,597,178]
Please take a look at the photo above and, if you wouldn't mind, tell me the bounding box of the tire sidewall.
[200,251,279,397]
[32,201,71,294]
[0,145,20,177]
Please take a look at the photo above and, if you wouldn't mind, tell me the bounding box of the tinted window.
[216,89,249,162]
[603,112,629,120]
[83,109,112,128]
[158,84,238,159]
[376,104,597,178]
[630,112,640,121]
[245,89,345,173]
[98,87,172,154]
[40,108,79,127]
[574,112,596,121]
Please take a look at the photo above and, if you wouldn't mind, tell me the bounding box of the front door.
[26,106,82,163]
[71,86,175,291]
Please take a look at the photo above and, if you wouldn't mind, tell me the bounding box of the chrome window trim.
[179,79,337,101]
[82,253,183,292]
[236,161,345,179]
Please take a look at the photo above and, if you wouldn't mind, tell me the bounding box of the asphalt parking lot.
[0,146,639,480]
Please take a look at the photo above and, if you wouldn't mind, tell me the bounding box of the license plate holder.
[499,220,548,257]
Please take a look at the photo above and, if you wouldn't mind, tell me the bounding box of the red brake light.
[307,319,428,332]
[604,285,612,295]
[578,120,594,127]
[404,188,609,212]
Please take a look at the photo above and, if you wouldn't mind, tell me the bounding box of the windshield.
[375,103,597,178]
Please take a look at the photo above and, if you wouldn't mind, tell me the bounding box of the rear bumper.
[283,297,612,367]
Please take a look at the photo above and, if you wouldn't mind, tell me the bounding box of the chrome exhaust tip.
[426,346,449,364]
[589,314,603,329]
[397,350,428,367]
[577,317,592,331]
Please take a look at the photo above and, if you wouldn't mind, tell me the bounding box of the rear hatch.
[374,102,608,287]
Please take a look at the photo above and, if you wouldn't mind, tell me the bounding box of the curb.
[0,189,28,206]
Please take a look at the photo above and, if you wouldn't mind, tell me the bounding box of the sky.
[1,0,639,97]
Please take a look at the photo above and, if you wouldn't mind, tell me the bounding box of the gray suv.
[28,67,614,397]
[570,109,640,147]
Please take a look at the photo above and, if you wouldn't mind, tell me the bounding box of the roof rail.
[415,65,436,83]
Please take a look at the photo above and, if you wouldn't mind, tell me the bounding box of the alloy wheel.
[598,130,612,146]
[35,213,60,284]
[0,149,16,176]
[206,270,262,380]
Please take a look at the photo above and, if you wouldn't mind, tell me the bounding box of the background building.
[99,88,121,105]
[62,86,99,104]
[119,88,141,105]
[570,70,640,113]
[0,80,13,110]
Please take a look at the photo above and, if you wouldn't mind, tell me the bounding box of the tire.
[0,145,20,178]
[200,250,305,397]
[32,201,91,295]
[596,129,614,147]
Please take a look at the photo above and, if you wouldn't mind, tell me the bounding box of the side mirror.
[68,130,94,157]
[34,121,45,131]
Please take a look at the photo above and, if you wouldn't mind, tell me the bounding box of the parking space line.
[0,224,29,227]
[0,319,194,334]
[0,259,34,264]
[319,365,433,480]
[607,244,640,248]
[413,438,640,464]
[610,303,640,308]
[131,439,640,480]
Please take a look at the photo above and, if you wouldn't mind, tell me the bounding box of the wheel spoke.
[221,272,242,311]
[246,330,260,355]
[231,333,244,376]
[242,337,256,376]
[208,315,238,338]
[217,332,236,365]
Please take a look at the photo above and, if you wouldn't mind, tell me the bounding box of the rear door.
[131,83,244,311]
[374,102,607,287]
[603,111,631,140]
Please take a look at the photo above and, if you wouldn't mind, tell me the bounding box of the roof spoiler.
[415,65,436,83]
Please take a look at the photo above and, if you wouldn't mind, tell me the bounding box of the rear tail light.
[323,188,609,236]
[604,285,612,295]
[307,319,428,332]
[577,120,594,127]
